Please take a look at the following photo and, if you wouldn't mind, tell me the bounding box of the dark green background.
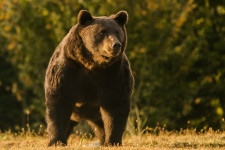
[1,0,225,132]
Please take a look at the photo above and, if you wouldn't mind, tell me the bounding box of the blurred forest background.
[1,0,225,133]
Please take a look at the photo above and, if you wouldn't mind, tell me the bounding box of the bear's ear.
[113,11,128,26]
[78,10,93,25]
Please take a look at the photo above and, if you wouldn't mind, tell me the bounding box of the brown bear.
[45,10,134,146]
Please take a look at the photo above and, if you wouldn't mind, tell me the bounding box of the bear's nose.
[112,42,121,50]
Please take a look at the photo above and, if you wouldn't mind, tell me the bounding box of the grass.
[1,128,225,150]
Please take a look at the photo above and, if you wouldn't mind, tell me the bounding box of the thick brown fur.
[45,10,134,146]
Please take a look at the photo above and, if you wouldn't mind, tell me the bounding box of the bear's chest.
[64,69,106,104]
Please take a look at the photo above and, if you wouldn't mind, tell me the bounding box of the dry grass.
[1,128,225,150]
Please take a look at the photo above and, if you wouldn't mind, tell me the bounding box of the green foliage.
[0,0,225,131]
[0,52,22,131]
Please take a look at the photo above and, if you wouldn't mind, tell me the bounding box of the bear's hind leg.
[65,120,78,140]
[88,120,105,145]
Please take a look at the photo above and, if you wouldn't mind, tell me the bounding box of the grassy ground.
[1,128,225,150]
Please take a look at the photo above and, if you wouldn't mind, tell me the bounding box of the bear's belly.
[70,103,101,122]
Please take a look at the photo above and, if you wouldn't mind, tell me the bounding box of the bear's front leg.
[100,102,130,146]
[46,99,74,146]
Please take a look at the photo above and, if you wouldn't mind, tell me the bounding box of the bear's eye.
[99,30,106,35]
[115,30,120,35]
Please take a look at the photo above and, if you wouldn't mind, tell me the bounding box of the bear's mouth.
[102,49,120,59]
[101,55,111,60]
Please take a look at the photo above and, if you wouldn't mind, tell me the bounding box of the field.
[1,128,225,150]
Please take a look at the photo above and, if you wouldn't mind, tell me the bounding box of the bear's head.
[65,10,128,70]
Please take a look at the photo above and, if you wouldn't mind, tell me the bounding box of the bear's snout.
[112,42,121,55]
[108,35,121,56]
[112,42,121,51]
